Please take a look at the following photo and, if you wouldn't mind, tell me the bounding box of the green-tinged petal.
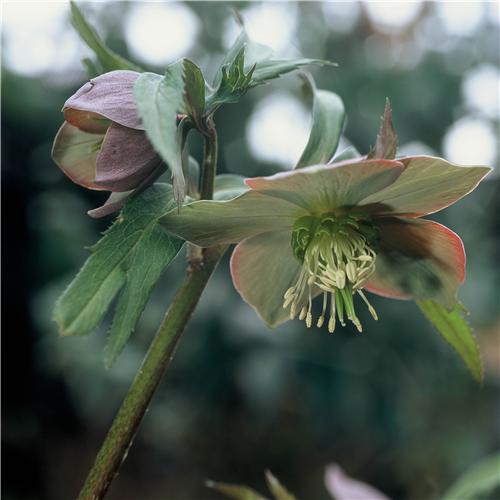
[246,159,404,213]
[214,174,249,200]
[230,231,302,327]
[160,191,307,247]
[360,155,492,217]
[51,121,106,190]
[365,218,465,307]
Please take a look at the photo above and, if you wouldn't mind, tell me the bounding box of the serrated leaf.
[134,63,187,203]
[207,46,255,110]
[417,300,483,382]
[208,30,335,112]
[54,184,183,364]
[264,471,297,500]
[367,98,398,160]
[70,1,142,73]
[442,453,500,500]
[183,59,206,129]
[296,74,345,169]
[206,480,269,500]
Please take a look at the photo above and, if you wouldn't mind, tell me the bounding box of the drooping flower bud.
[52,71,164,217]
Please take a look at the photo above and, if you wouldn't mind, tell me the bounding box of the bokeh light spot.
[443,117,497,167]
[2,2,83,77]
[223,3,298,54]
[124,3,200,66]
[462,65,500,120]
[363,1,423,33]
[246,92,310,167]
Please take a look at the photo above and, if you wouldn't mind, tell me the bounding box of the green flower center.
[284,213,380,333]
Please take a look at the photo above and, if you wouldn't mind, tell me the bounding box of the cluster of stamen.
[283,213,380,333]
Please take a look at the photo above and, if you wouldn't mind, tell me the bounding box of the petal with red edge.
[51,121,106,191]
[160,191,307,247]
[246,158,404,213]
[64,70,143,131]
[365,217,465,307]
[231,230,302,327]
[94,123,160,192]
[360,155,492,217]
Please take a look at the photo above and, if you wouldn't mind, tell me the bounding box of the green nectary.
[286,213,381,333]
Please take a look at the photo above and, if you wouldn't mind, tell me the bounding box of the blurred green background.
[2,2,499,499]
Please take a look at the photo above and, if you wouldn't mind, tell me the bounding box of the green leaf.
[211,31,271,89]
[54,184,183,365]
[206,480,269,500]
[417,300,483,382]
[208,30,335,112]
[296,74,345,169]
[207,46,256,111]
[70,1,142,73]
[442,453,500,500]
[182,59,206,129]
[367,98,398,160]
[251,58,336,85]
[134,63,187,202]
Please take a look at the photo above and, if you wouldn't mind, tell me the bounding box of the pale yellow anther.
[283,294,294,309]
[299,306,307,321]
[317,316,325,328]
[346,261,357,282]
[328,317,336,333]
[306,312,312,328]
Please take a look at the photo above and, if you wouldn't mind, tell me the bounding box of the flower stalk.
[77,126,222,500]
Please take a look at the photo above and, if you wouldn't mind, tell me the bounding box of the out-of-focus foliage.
[2,2,499,499]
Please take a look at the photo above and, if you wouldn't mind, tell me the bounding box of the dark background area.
[2,2,499,499]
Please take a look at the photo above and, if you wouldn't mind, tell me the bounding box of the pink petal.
[88,166,166,218]
[245,158,404,213]
[365,218,465,307]
[64,70,143,132]
[94,123,160,192]
[324,464,390,500]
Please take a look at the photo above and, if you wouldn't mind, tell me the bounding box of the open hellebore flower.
[161,157,490,332]
[51,70,164,217]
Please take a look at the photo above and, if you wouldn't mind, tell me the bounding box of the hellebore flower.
[51,70,164,217]
[161,156,490,332]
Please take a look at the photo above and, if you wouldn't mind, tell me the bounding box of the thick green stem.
[199,118,218,200]
[77,120,221,500]
[77,245,227,500]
